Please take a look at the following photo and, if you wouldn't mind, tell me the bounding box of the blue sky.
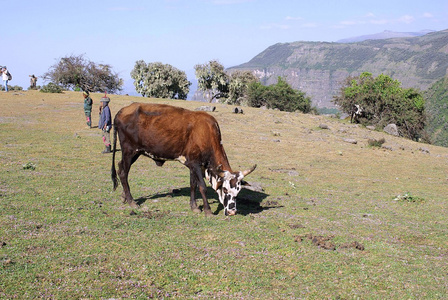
[2,0,447,96]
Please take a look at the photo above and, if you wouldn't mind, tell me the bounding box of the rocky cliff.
[229,29,448,108]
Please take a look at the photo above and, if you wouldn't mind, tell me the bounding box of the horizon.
[2,0,448,98]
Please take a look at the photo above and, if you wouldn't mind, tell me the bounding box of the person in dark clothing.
[98,96,112,153]
[83,91,93,128]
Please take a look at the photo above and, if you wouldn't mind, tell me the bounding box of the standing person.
[98,95,112,154]
[1,67,9,92]
[29,75,37,89]
[83,91,93,128]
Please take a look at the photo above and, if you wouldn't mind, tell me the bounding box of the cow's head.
[206,164,257,216]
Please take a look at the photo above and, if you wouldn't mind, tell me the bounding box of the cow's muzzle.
[225,209,237,216]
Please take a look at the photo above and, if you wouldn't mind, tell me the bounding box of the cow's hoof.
[204,210,214,217]
[192,208,201,214]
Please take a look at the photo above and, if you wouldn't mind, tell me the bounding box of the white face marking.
[205,169,246,215]
[214,171,244,216]
[205,169,216,189]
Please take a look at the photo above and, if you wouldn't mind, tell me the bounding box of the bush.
[393,192,424,203]
[367,138,385,147]
[333,72,427,141]
[40,82,63,93]
[1,85,23,91]
[246,77,312,113]
[246,81,267,108]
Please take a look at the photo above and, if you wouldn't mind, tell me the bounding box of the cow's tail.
[111,123,119,191]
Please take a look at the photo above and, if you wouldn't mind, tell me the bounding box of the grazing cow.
[111,103,256,216]
[350,104,364,123]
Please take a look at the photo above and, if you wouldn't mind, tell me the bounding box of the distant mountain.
[228,29,448,108]
[337,30,435,43]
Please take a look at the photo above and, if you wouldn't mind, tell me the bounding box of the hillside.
[229,29,448,108]
[425,76,448,147]
[1,91,448,298]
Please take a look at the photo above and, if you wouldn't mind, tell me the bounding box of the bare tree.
[43,54,123,93]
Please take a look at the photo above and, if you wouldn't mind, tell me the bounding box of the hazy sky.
[2,0,447,96]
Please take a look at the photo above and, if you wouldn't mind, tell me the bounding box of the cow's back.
[114,103,225,164]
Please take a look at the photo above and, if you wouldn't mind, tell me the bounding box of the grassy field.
[1,90,447,299]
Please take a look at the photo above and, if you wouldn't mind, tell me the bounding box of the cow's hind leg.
[118,149,140,208]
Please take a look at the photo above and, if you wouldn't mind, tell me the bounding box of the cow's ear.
[241,180,251,186]
[215,164,226,178]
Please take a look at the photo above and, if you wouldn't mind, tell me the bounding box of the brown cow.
[111,103,256,216]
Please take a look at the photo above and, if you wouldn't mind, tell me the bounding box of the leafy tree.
[333,72,427,141]
[226,70,259,105]
[246,77,312,113]
[194,61,309,111]
[194,60,229,102]
[131,61,190,99]
[43,54,123,93]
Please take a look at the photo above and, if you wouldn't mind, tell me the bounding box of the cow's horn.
[241,164,257,177]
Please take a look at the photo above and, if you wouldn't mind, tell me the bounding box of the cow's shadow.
[135,186,278,216]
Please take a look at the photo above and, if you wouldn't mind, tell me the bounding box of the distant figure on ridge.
[29,75,37,89]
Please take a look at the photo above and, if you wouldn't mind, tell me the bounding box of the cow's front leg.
[189,165,213,216]
[189,171,201,214]
[198,180,213,216]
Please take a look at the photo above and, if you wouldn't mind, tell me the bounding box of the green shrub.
[367,138,385,147]
[22,162,36,170]
[40,82,63,93]
[333,72,427,141]
[247,77,312,113]
[1,85,23,91]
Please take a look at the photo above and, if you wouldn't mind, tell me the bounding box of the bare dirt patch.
[295,234,364,251]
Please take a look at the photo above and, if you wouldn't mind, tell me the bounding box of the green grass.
[1,91,448,298]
